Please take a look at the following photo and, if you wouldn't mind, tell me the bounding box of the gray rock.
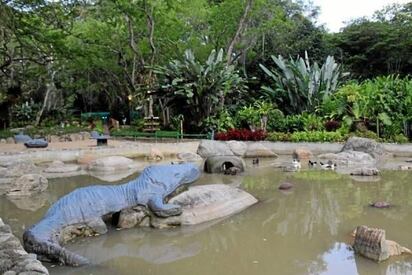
[244,143,277,158]
[350,167,379,176]
[293,147,313,160]
[6,137,15,144]
[318,151,375,166]
[342,137,386,159]
[0,160,39,180]
[369,201,391,208]
[43,160,80,173]
[279,182,294,190]
[197,140,233,158]
[177,152,203,162]
[117,206,150,229]
[0,139,6,144]
[162,184,258,226]
[88,156,138,172]
[226,141,247,157]
[6,174,48,197]
[0,217,48,274]
[204,156,245,174]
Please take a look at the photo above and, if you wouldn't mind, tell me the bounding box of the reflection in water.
[1,166,412,275]
[7,192,48,211]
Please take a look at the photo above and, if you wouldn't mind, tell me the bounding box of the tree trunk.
[226,0,253,66]
[35,62,56,126]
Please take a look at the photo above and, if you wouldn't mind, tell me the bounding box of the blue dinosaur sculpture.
[23,163,200,266]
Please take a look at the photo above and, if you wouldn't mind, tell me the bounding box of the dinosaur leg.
[148,195,182,217]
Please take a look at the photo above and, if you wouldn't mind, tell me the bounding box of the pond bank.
[1,139,412,164]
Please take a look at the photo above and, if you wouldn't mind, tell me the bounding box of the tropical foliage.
[260,52,348,114]
[0,0,410,143]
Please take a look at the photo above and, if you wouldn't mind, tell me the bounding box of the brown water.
[1,163,412,275]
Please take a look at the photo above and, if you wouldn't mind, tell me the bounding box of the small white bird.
[281,159,301,172]
[292,158,301,169]
[320,161,337,170]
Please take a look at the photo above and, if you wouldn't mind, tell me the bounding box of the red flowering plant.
[215,128,267,141]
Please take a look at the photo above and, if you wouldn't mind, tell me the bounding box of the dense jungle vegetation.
[1,0,411,142]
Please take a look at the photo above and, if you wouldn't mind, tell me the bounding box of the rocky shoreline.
[1,139,412,165]
[0,217,48,275]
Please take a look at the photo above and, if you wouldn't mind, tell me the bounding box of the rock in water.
[278,182,294,190]
[341,137,386,159]
[88,156,137,172]
[197,140,234,158]
[177,152,203,162]
[369,201,391,209]
[226,141,247,157]
[350,167,379,176]
[44,160,80,173]
[153,184,258,226]
[353,225,412,262]
[0,218,49,274]
[293,148,313,160]
[7,174,48,196]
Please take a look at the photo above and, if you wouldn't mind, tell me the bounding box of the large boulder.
[0,218,49,274]
[176,152,203,162]
[226,141,247,157]
[117,184,258,228]
[44,160,80,173]
[197,140,233,158]
[6,174,48,197]
[0,160,38,179]
[160,184,258,226]
[341,137,386,159]
[204,156,245,174]
[244,143,277,158]
[293,147,313,160]
[88,156,138,172]
[318,151,375,166]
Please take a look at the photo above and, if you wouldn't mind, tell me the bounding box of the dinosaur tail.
[23,229,90,266]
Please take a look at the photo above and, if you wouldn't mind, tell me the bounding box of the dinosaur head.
[178,162,201,185]
[161,162,201,199]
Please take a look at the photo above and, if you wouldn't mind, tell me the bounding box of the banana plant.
[259,51,348,114]
[153,49,247,129]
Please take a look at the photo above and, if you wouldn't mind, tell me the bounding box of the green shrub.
[0,130,13,139]
[202,110,236,132]
[266,132,292,142]
[302,113,324,131]
[290,131,346,142]
[280,115,305,133]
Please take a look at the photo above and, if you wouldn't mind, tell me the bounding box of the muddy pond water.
[1,160,412,275]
